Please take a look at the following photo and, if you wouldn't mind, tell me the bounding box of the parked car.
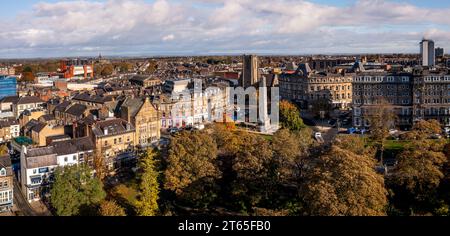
[314,132,323,139]
[444,127,450,134]
[194,124,205,130]
[314,132,324,143]
[347,127,356,134]
[389,129,399,135]
[184,126,195,131]
[168,127,180,135]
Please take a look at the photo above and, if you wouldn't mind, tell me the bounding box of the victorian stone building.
[352,72,414,129]
[352,68,450,129]
[280,63,354,109]
[120,97,161,148]
[412,70,450,126]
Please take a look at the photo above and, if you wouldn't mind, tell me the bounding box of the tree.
[101,64,114,76]
[392,147,447,214]
[93,150,107,181]
[301,146,387,216]
[367,99,397,163]
[21,72,35,82]
[99,200,126,216]
[0,145,9,156]
[334,134,373,156]
[410,119,442,140]
[50,164,106,216]
[271,128,314,183]
[145,60,158,73]
[94,64,105,76]
[116,62,133,72]
[22,65,33,73]
[231,132,274,211]
[164,131,220,207]
[136,149,160,216]
[279,100,305,131]
[212,123,241,156]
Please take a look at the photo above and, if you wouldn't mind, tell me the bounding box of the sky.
[0,0,450,58]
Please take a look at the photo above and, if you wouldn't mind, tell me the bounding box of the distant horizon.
[0,51,430,61]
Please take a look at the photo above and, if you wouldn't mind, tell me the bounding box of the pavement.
[10,176,52,216]
[12,177,37,216]
[30,201,52,216]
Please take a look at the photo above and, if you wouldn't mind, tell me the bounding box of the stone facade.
[352,69,450,128]
[121,97,161,148]
[280,66,353,109]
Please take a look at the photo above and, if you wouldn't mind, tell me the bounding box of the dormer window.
[0,168,6,176]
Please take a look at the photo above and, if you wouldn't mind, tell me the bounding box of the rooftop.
[72,93,114,104]
[92,118,135,137]
[17,96,45,105]
[50,137,94,156]
[65,104,88,117]
[24,147,58,169]
[0,155,13,176]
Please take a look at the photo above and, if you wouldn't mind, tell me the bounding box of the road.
[322,126,339,144]
[302,111,341,144]
[13,177,37,216]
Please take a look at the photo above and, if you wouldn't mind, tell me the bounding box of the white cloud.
[162,34,175,41]
[0,0,449,57]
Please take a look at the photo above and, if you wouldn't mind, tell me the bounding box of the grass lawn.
[261,134,273,141]
[108,178,139,215]
[385,140,410,151]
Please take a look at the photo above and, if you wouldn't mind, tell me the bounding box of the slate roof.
[72,93,114,104]
[92,118,135,137]
[129,75,151,82]
[121,97,144,117]
[51,137,94,156]
[30,122,47,133]
[24,147,57,169]
[77,114,96,126]
[23,119,40,131]
[0,96,19,104]
[296,63,312,76]
[17,96,45,105]
[39,114,56,121]
[0,118,18,128]
[65,104,88,117]
[54,101,71,113]
[47,98,61,105]
[0,155,13,176]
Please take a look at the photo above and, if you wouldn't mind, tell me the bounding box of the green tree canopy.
[50,164,106,216]
[279,100,305,131]
[136,148,160,216]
